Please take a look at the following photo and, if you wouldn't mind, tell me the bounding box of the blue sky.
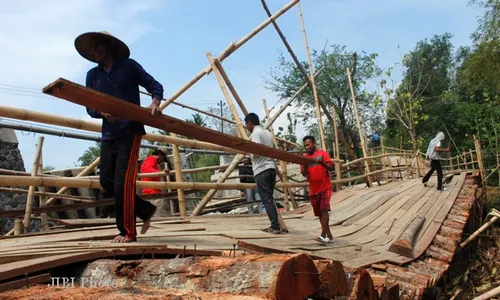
[0,0,482,171]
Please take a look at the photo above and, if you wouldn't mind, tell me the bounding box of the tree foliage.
[265,46,382,156]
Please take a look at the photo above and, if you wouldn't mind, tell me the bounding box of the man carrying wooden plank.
[140,146,173,216]
[75,31,163,243]
[244,113,286,234]
[300,136,335,243]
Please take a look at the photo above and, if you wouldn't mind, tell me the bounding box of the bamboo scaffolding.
[0,167,407,190]
[0,106,245,155]
[346,67,372,187]
[22,136,44,233]
[37,151,49,231]
[45,158,100,205]
[265,68,323,128]
[206,52,247,138]
[297,2,327,151]
[213,58,248,116]
[158,0,300,110]
[0,187,96,202]
[332,105,342,191]
[170,133,186,217]
[380,135,390,182]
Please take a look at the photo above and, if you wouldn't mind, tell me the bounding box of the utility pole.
[219,100,224,133]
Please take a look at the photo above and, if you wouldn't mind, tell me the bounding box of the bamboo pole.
[346,68,372,187]
[37,151,49,231]
[380,135,389,182]
[472,285,500,300]
[22,136,44,232]
[206,52,246,138]
[474,135,487,184]
[0,167,406,190]
[14,219,23,235]
[297,2,327,151]
[469,150,475,169]
[213,58,248,116]
[170,133,186,217]
[158,0,300,110]
[45,158,100,205]
[0,106,245,155]
[0,187,95,202]
[332,105,342,191]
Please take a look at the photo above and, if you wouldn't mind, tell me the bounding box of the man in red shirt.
[140,147,171,195]
[300,136,335,243]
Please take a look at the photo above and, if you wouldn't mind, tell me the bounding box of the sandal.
[262,227,281,234]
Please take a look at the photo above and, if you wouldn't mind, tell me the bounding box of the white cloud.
[0,0,162,170]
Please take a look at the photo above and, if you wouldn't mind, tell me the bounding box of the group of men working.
[77,30,336,243]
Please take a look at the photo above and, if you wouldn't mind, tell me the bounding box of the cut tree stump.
[389,214,425,257]
[350,269,379,300]
[312,260,349,298]
[79,254,320,300]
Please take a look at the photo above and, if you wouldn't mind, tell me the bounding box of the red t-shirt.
[140,156,162,195]
[301,150,332,195]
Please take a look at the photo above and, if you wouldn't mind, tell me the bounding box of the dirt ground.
[0,285,267,300]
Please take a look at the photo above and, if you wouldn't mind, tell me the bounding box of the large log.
[312,260,349,298]
[350,269,379,300]
[42,78,315,166]
[79,254,320,300]
[389,214,426,257]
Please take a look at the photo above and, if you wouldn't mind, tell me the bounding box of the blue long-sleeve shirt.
[85,58,164,141]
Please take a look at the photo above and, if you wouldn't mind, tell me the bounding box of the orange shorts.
[310,189,332,217]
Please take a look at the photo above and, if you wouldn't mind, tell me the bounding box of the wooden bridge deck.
[0,171,477,297]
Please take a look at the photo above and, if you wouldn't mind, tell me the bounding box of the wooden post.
[415,149,422,178]
[45,158,100,205]
[346,68,372,187]
[456,156,461,170]
[297,2,327,151]
[171,133,186,217]
[14,219,23,235]
[207,52,246,138]
[474,135,487,185]
[158,0,300,110]
[332,105,342,191]
[469,149,475,169]
[37,152,49,231]
[22,136,44,233]
[380,135,389,182]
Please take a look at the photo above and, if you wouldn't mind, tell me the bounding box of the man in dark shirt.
[75,31,164,243]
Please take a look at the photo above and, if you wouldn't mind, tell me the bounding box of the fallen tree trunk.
[389,214,426,257]
[80,254,320,300]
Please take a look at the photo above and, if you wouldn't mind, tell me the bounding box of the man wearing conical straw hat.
[75,31,164,243]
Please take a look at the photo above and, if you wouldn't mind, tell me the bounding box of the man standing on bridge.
[422,131,450,191]
[76,31,163,243]
[301,135,335,243]
[244,113,286,234]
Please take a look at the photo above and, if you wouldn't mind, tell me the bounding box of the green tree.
[77,142,100,167]
[265,45,381,156]
[186,113,208,127]
[382,34,455,151]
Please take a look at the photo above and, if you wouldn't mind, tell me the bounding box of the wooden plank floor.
[0,173,469,282]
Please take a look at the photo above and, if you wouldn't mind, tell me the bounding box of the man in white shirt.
[422,132,450,191]
[244,113,282,234]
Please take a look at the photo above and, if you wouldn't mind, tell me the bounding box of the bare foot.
[141,208,156,234]
[110,235,134,243]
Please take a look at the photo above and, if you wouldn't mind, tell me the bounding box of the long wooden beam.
[0,106,244,155]
[42,78,315,166]
[159,0,300,109]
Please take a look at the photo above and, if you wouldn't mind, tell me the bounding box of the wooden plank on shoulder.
[42,78,316,166]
